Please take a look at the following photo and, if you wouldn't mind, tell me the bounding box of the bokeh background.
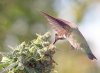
[0,0,100,73]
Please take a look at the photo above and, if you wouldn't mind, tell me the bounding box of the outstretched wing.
[42,12,73,36]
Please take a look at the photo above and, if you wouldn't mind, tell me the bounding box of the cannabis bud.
[0,32,56,73]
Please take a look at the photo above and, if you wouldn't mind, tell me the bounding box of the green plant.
[0,32,56,73]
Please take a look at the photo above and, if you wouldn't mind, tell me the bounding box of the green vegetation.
[0,32,56,73]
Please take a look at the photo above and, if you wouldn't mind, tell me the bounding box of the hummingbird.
[42,12,97,60]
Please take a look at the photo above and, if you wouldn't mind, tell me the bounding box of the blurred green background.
[0,0,100,73]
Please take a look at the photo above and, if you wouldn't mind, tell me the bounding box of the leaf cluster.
[0,32,56,73]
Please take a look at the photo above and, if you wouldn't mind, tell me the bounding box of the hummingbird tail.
[87,52,97,60]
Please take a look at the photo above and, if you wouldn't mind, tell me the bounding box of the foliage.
[0,32,56,73]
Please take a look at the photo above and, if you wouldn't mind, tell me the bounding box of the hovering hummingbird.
[42,12,97,60]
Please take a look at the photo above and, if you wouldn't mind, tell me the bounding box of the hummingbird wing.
[42,12,73,36]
